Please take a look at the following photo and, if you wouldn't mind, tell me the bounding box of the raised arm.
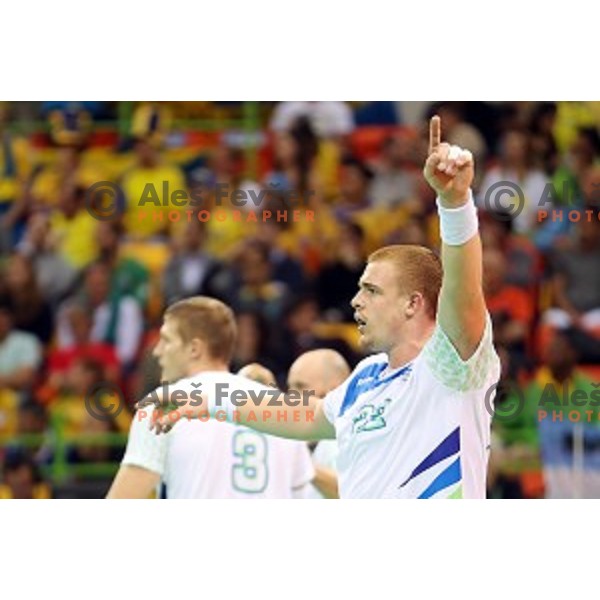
[423,115,486,360]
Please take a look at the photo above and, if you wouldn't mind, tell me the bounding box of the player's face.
[153,317,188,382]
[351,261,408,353]
[287,362,328,399]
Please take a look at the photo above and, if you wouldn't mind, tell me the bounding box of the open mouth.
[354,314,367,332]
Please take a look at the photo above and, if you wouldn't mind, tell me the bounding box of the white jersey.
[122,372,315,499]
[323,315,501,499]
[306,440,339,499]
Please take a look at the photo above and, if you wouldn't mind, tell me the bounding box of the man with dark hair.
[0,449,51,499]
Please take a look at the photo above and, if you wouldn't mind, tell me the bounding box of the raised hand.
[423,115,474,207]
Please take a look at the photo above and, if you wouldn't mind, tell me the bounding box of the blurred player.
[286,349,350,499]
[237,363,277,387]
[238,355,346,498]
[144,116,501,499]
[107,297,314,499]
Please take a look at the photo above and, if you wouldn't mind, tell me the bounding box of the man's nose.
[351,291,362,309]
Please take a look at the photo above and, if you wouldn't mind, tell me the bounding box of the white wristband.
[436,190,479,246]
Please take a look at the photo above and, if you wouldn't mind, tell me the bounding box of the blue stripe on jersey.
[339,362,412,417]
[399,427,460,488]
[417,456,462,499]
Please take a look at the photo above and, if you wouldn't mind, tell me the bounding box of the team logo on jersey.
[352,399,392,434]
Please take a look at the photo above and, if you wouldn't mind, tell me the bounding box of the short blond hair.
[368,245,442,319]
[164,297,237,363]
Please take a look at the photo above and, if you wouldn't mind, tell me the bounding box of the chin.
[359,335,375,352]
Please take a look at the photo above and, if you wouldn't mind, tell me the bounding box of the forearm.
[212,392,334,442]
[106,465,160,499]
[142,378,338,440]
[438,233,486,359]
[311,465,339,499]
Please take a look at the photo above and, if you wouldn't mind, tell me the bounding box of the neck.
[387,321,435,369]
[184,360,229,378]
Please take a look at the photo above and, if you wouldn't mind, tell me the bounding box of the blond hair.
[164,297,237,363]
[368,245,442,319]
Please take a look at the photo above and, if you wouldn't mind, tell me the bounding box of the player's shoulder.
[351,353,389,376]
[175,370,263,390]
[420,313,501,392]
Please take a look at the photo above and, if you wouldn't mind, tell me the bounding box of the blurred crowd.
[0,100,599,498]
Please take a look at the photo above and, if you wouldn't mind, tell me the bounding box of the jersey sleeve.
[323,381,349,425]
[121,409,167,476]
[323,355,384,424]
[422,312,499,392]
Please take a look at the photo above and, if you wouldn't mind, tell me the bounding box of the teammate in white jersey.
[143,116,501,499]
[107,297,314,499]
[286,350,350,499]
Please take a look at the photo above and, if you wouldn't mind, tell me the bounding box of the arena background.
[0,100,599,499]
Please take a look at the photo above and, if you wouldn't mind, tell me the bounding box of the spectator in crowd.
[121,134,186,239]
[47,357,129,437]
[479,212,542,289]
[529,102,559,176]
[253,217,308,295]
[15,212,77,306]
[56,262,144,371]
[478,129,549,235]
[48,182,99,269]
[30,137,103,209]
[0,301,42,436]
[274,295,360,374]
[228,239,291,324]
[268,116,320,198]
[230,311,279,383]
[199,146,259,259]
[316,222,366,322]
[543,211,600,361]
[96,221,149,306]
[0,301,43,395]
[333,157,373,222]
[483,247,535,370]
[0,102,33,217]
[369,133,422,209]
[17,401,48,436]
[270,101,354,140]
[162,219,227,306]
[0,253,54,344]
[71,407,127,466]
[270,107,351,199]
[492,333,600,499]
[40,304,120,403]
[551,127,600,206]
[0,449,51,499]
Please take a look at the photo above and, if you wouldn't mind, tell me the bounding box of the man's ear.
[188,337,206,361]
[405,292,424,318]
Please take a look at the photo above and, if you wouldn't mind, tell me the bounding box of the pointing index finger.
[429,115,441,154]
